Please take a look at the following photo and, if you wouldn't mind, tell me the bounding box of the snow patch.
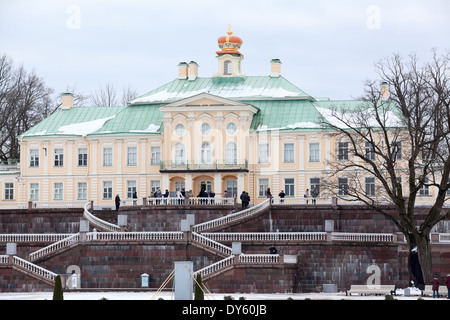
[130,123,160,133]
[57,116,115,136]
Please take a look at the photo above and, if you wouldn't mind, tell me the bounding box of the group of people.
[431,274,450,299]
[266,187,319,204]
[240,191,251,207]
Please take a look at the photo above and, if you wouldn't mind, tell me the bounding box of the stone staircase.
[0,199,282,287]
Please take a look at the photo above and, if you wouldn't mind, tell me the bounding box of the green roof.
[129,76,312,105]
[20,105,164,138]
[22,75,400,138]
[247,100,324,132]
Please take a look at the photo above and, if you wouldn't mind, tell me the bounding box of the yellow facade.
[1,29,444,209]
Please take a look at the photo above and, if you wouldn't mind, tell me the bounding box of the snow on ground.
[0,289,445,300]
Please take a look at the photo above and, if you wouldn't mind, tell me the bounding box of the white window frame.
[127,146,137,166]
[284,178,295,197]
[77,182,88,200]
[29,149,40,167]
[4,182,14,200]
[78,148,88,167]
[103,147,113,166]
[258,144,269,163]
[283,143,294,163]
[102,181,113,200]
[258,178,269,197]
[53,182,64,201]
[54,148,64,167]
[309,143,320,162]
[151,146,161,165]
[29,183,39,201]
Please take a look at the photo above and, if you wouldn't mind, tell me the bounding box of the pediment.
[160,93,258,114]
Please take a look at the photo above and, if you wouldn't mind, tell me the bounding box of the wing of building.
[4,27,410,208]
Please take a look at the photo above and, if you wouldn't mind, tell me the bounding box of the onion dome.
[216,25,243,56]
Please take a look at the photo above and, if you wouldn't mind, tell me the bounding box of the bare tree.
[321,50,450,285]
[90,82,118,106]
[121,84,138,105]
[0,54,54,162]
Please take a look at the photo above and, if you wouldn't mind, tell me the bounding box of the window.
[284,143,294,163]
[150,181,160,193]
[419,178,429,196]
[30,149,39,167]
[103,181,113,200]
[201,123,211,136]
[4,182,14,200]
[127,147,137,166]
[127,181,137,199]
[365,142,375,160]
[259,144,269,163]
[225,142,237,164]
[77,182,87,200]
[78,148,88,167]
[226,122,237,135]
[365,177,376,196]
[175,124,186,137]
[258,178,269,197]
[54,148,64,167]
[174,143,185,165]
[310,178,321,197]
[200,180,212,193]
[151,146,161,165]
[103,147,113,166]
[447,178,450,196]
[391,141,402,161]
[284,178,295,197]
[338,142,349,161]
[29,183,39,201]
[309,143,320,162]
[338,178,349,196]
[201,142,212,164]
[224,60,232,75]
[175,180,185,192]
[226,179,237,197]
[53,183,63,200]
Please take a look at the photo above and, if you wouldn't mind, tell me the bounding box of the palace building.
[1,27,440,208]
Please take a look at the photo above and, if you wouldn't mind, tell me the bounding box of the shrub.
[194,274,204,300]
[52,275,64,300]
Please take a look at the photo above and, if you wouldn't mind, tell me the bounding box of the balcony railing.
[160,159,248,171]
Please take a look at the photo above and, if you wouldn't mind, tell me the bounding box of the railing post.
[79,219,89,242]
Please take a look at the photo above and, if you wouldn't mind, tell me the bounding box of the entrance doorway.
[199,180,212,194]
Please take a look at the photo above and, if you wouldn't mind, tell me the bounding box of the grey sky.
[0,0,448,102]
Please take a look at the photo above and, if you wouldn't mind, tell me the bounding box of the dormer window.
[224,60,232,75]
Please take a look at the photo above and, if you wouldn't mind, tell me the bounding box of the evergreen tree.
[194,274,204,300]
[53,275,64,300]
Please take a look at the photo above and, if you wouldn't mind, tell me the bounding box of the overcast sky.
[1,0,449,102]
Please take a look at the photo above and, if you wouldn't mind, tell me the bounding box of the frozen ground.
[0,288,446,300]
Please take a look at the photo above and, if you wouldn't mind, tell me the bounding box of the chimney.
[380,82,390,101]
[178,62,188,80]
[270,59,282,77]
[188,61,198,81]
[61,92,74,109]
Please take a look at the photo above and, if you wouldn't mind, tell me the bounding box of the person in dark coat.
[115,194,121,211]
[133,191,137,205]
[269,245,277,254]
[431,275,440,298]
[240,191,248,207]
[278,190,285,203]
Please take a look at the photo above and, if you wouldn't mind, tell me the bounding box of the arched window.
[200,142,212,164]
[224,60,232,75]
[225,142,237,164]
[174,143,185,165]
